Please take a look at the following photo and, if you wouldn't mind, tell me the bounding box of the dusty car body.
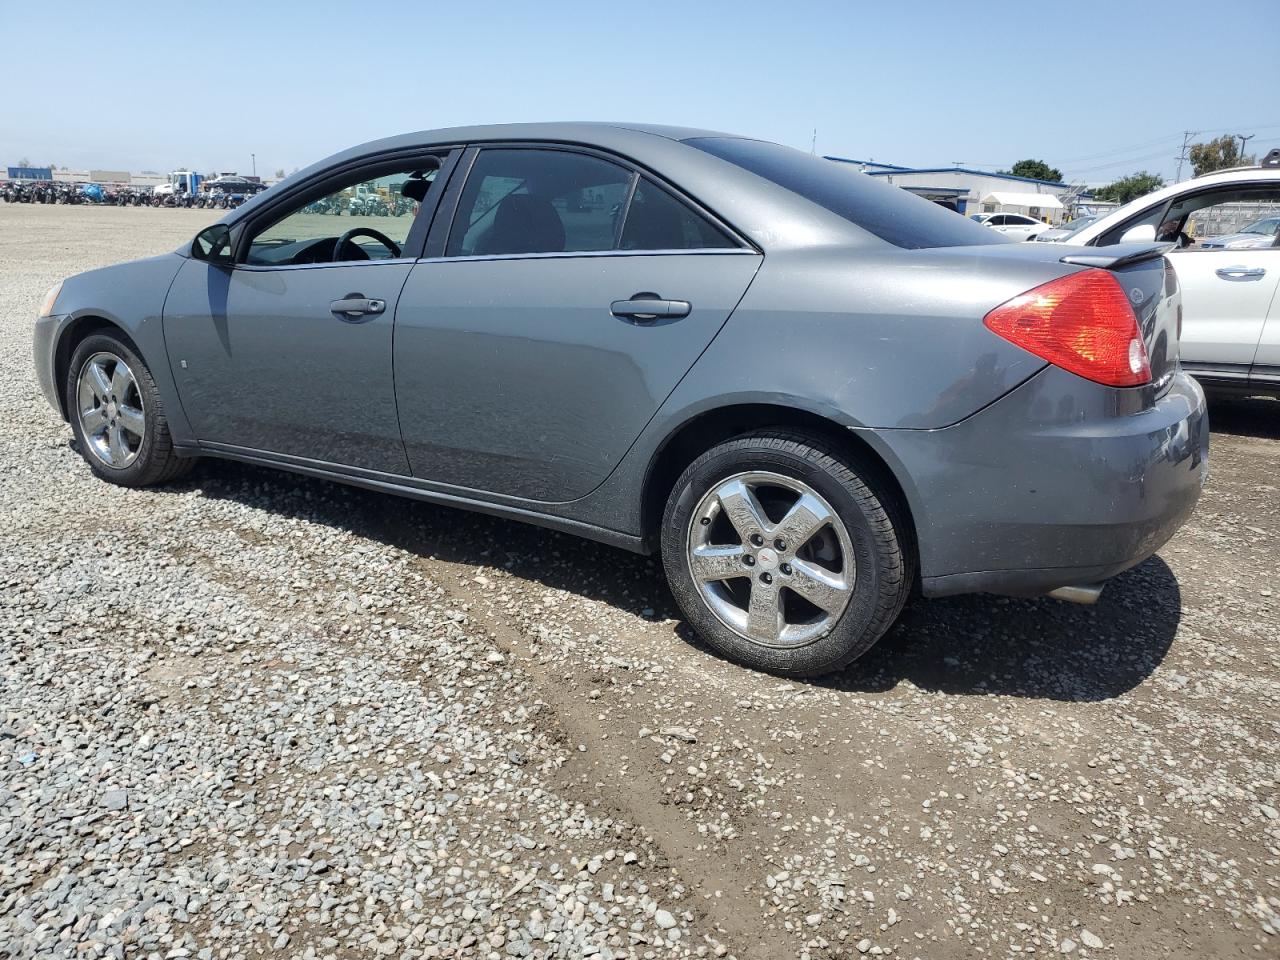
[33,122,1208,675]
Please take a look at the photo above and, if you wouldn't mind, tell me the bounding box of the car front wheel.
[65,333,192,487]
[661,431,912,677]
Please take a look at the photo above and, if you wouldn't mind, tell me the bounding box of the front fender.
[43,254,191,440]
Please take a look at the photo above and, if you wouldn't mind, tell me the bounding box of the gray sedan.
[32,123,1208,677]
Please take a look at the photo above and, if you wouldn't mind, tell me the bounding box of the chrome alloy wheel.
[686,471,855,648]
[76,352,145,468]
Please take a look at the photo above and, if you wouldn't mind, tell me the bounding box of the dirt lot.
[2,204,1278,959]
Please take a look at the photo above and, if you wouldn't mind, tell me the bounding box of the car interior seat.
[473,195,565,255]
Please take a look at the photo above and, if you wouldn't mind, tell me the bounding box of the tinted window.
[450,149,633,256]
[620,178,736,250]
[686,137,1004,249]
[987,215,1007,226]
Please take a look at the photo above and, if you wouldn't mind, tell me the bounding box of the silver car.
[32,123,1208,677]
[1200,215,1280,250]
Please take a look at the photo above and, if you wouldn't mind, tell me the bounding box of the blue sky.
[3,0,1278,184]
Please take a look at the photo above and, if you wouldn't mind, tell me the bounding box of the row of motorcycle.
[165,191,252,210]
[304,195,416,217]
[0,181,119,204]
[0,181,253,208]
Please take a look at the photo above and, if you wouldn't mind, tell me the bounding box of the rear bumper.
[869,366,1208,598]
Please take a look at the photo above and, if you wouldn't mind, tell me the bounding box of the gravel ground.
[1,204,1277,960]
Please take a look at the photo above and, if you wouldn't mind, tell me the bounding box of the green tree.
[1092,171,1164,204]
[17,157,30,167]
[274,168,286,179]
[1189,135,1254,176]
[1001,159,1063,182]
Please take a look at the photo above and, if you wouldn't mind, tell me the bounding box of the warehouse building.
[825,157,1088,223]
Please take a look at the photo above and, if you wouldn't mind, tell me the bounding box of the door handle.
[330,296,386,318]
[610,293,692,322]
[1215,266,1266,280]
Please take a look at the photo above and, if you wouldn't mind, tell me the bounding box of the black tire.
[65,333,193,487]
[660,430,912,677]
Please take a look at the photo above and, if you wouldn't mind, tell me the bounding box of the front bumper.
[33,314,68,417]
[871,366,1209,598]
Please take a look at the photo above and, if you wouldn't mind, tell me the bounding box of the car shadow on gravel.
[813,555,1180,701]
[1203,393,1280,440]
[189,460,1179,704]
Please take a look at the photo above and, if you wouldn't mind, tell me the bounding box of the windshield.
[1242,217,1279,235]
[1058,216,1097,237]
[686,137,1005,249]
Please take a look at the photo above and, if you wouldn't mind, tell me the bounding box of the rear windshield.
[685,137,1006,250]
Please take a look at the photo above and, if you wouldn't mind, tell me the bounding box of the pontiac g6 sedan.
[33,123,1208,677]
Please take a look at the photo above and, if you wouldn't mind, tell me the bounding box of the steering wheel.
[333,227,400,262]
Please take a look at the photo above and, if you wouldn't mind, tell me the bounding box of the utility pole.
[251,153,257,177]
[1174,130,1198,181]
[1236,133,1255,163]
[810,129,817,157]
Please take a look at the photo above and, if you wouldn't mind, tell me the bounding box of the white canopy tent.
[982,191,1064,211]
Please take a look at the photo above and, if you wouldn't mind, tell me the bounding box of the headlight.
[38,280,64,318]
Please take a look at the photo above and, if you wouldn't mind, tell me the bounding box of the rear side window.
[449,149,633,256]
[447,148,741,257]
[686,136,1005,249]
[620,179,736,250]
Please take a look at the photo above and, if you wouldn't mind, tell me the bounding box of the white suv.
[1067,151,1280,395]
[971,212,1046,241]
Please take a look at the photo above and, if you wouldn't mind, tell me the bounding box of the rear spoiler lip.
[1059,241,1175,270]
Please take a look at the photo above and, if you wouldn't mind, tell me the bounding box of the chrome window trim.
[233,257,419,273]
[441,141,758,256]
[415,248,759,266]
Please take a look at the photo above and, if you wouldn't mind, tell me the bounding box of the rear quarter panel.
[555,244,1072,537]
[685,245,1059,430]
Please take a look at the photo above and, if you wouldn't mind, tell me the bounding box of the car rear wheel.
[661,431,912,677]
[66,333,192,487]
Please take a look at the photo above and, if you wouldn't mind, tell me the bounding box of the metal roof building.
[825,157,1085,221]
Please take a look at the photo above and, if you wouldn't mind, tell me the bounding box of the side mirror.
[191,224,233,265]
[1120,223,1157,244]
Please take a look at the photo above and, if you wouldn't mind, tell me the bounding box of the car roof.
[228,122,883,254]
[332,121,746,161]
[1070,166,1280,245]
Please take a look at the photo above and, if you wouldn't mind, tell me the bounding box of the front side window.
[1166,186,1280,250]
[245,160,442,266]
[1098,183,1280,247]
[447,149,740,258]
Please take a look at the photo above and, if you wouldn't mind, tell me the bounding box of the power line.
[1056,132,1183,165]
[1064,149,1175,175]
[1175,131,1199,182]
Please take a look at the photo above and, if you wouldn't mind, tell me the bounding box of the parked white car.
[1066,153,1280,395]
[970,211,1046,241]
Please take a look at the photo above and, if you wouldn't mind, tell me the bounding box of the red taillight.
[983,269,1151,388]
